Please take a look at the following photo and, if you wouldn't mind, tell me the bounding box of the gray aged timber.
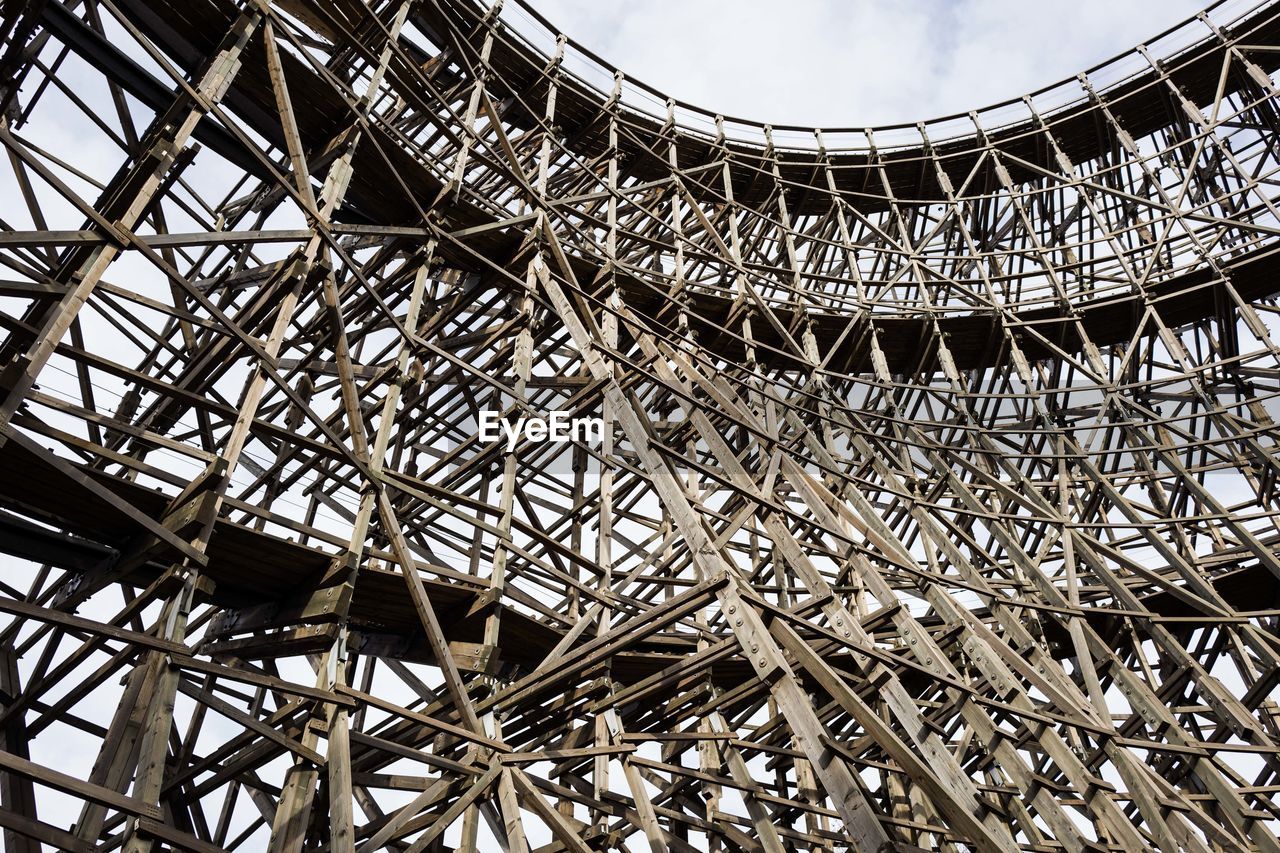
[1,0,1280,849]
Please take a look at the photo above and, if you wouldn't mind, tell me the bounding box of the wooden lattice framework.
[1,0,1280,849]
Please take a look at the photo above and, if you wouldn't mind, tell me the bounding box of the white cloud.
[517,0,1207,126]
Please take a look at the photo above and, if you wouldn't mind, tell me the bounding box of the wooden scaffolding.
[0,0,1279,849]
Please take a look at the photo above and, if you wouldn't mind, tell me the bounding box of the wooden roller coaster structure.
[1,0,1280,849]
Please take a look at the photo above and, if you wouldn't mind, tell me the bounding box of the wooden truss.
[1,0,1280,849]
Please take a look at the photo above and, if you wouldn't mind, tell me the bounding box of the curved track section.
[1,0,1280,850]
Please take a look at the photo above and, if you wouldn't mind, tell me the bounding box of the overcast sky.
[517,0,1209,126]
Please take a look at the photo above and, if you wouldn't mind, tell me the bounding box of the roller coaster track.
[1,0,1280,849]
